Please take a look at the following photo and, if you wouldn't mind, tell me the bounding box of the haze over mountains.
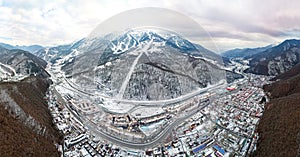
[0,42,43,54]
[222,45,273,59]
[3,37,300,83]
[1,1,300,156]
[222,39,300,157]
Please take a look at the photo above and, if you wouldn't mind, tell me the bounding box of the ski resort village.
[2,2,300,157]
[45,57,270,157]
[0,26,279,157]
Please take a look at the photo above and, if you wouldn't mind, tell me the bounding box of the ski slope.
[116,39,153,100]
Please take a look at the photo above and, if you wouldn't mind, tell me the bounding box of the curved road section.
[53,82,214,149]
[54,69,227,149]
[82,101,210,149]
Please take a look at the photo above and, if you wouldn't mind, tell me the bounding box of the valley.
[1,2,300,157]
[23,28,268,157]
[0,28,299,157]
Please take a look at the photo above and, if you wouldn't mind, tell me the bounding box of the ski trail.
[0,62,16,76]
[44,48,49,60]
[116,39,153,100]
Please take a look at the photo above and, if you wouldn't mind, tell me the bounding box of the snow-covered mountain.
[245,39,300,76]
[0,46,49,79]
[35,39,85,63]
[50,29,241,101]
[97,29,205,65]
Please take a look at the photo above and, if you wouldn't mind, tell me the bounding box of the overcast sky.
[1,0,300,52]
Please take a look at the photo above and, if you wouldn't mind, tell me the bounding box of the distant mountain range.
[222,39,300,76]
[220,39,300,157]
[2,37,300,78]
[0,28,243,101]
[0,42,43,54]
[245,39,300,76]
[34,39,85,63]
[221,45,272,59]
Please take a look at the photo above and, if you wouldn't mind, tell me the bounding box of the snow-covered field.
[130,106,165,118]
[139,120,166,136]
[101,99,135,114]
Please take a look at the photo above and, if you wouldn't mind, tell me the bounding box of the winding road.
[82,100,210,149]
[52,81,214,149]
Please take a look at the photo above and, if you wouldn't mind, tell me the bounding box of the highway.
[53,76,227,148]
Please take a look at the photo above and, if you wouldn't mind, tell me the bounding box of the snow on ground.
[116,39,153,100]
[167,146,180,156]
[0,63,30,81]
[101,99,135,114]
[55,85,75,96]
[0,62,16,75]
[139,120,165,136]
[116,49,143,99]
[131,106,165,118]
[44,48,49,60]
[0,66,9,77]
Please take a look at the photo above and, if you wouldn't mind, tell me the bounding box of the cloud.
[0,0,164,46]
[182,0,300,51]
[0,0,299,51]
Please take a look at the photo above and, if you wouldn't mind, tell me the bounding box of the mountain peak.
[278,39,300,48]
[106,29,198,55]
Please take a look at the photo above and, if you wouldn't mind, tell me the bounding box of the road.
[46,46,254,151]
[112,80,226,105]
[52,84,211,149]
[82,101,210,149]
[49,60,250,149]
[0,62,16,76]
[62,71,226,115]
[58,59,226,106]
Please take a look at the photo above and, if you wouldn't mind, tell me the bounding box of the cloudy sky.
[1,0,300,52]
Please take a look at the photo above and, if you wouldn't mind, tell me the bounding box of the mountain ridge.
[222,45,272,59]
[0,76,62,156]
[244,39,300,76]
[252,67,300,157]
[0,46,50,78]
[44,29,240,101]
[0,42,44,54]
